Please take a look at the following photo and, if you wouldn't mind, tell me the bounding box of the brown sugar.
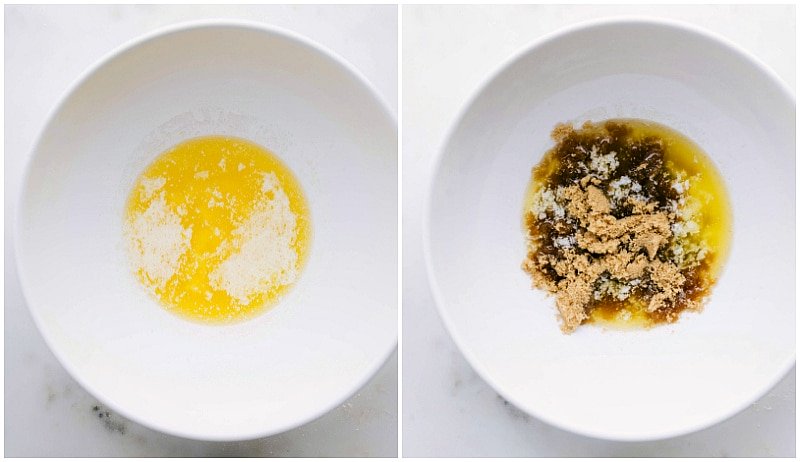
[522,120,727,333]
[525,174,683,332]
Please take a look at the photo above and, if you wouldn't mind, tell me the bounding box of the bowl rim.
[15,19,398,442]
[423,15,795,442]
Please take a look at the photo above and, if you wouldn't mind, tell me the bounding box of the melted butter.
[633,120,732,277]
[125,136,311,323]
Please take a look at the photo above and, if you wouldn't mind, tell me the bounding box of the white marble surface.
[402,5,795,457]
[5,5,397,457]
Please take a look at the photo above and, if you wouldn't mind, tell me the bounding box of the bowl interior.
[428,20,794,440]
[18,24,397,440]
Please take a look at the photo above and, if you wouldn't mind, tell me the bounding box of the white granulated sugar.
[554,236,576,248]
[531,188,565,219]
[209,172,298,305]
[554,203,565,219]
[672,179,689,194]
[531,189,554,219]
[676,195,702,223]
[667,199,679,213]
[671,220,700,238]
[554,185,568,202]
[588,147,619,178]
[671,172,690,194]
[593,274,611,300]
[610,176,631,188]
[208,198,222,208]
[608,176,632,201]
[125,191,192,290]
[140,177,166,200]
[591,267,637,302]
[617,284,632,301]
[238,163,245,171]
[194,171,209,179]
[261,172,280,192]
[670,239,709,269]
[667,180,711,269]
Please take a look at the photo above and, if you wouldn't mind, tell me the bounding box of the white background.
[5,3,797,459]
[402,4,795,457]
[5,4,397,457]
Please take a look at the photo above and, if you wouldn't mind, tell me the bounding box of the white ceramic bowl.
[17,21,397,440]
[426,18,794,441]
